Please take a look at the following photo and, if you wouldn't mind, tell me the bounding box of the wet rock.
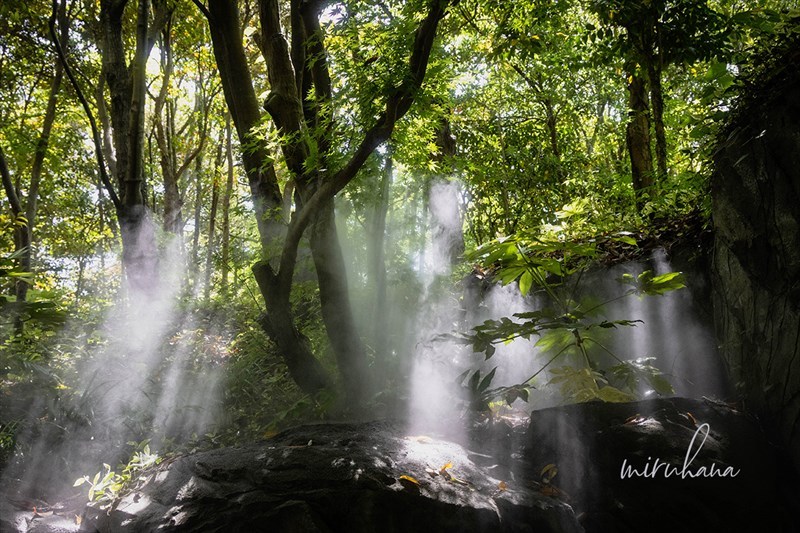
[0,497,81,533]
[521,397,795,532]
[79,421,580,533]
[711,30,800,471]
[62,399,798,532]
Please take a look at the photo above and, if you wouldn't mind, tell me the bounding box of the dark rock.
[65,399,798,532]
[521,397,794,532]
[711,29,800,472]
[79,421,580,533]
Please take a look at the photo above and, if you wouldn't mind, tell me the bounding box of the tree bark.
[190,153,203,277]
[0,145,29,333]
[0,1,67,333]
[369,151,391,361]
[625,67,654,210]
[203,0,331,395]
[220,114,234,294]
[431,115,464,266]
[647,59,667,180]
[198,0,450,401]
[204,141,223,301]
[309,200,370,402]
[117,0,158,294]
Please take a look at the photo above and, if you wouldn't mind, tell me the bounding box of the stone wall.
[711,46,800,468]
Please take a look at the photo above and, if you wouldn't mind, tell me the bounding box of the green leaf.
[647,374,674,395]
[613,235,637,246]
[478,367,497,393]
[484,344,496,360]
[639,271,686,295]
[596,386,635,403]
[518,270,533,296]
[468,370,481,392]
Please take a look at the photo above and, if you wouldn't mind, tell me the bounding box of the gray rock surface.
[79,420,580,533]
[520,397,793,532]
[5,398,796,532]
[711,34,800,471]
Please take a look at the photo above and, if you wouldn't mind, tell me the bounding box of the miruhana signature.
[620,423,741,479]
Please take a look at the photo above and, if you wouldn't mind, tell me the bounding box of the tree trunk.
[99,0,132,197]
[154,24,181,235]
[647,60,667,180]
[118,0,157,294]
[0,2,66,333]
[369,151,391,362]
[543,97,560,160]
[204,141,222,301]
[252,263,331,393]
[625,68,654,210]
[220,114,234,294]
[0,146,29,334]
[190,153,203,278]
[199,0,449,401]
[309,200,370,403]
[21,38,64,307]
[431,116,464,267]
[205,0,331,395]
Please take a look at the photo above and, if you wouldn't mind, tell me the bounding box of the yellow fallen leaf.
[539,484,570,502]
[399,475,421,492]
[540,463,558,483]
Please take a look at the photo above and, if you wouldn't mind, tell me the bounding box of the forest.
[1,0,799,531]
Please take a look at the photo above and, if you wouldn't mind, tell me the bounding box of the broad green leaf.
[519,270,533,296]
[597,386,635,403]
[478,367,497,393]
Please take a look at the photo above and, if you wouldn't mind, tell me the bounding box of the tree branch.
[49,0,121,211]
[0,144,24,217]
[191,0,210,19]
[278,0,450,282]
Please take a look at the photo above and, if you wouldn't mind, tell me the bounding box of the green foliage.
[0,0,796,489]
[73,441,161,503]
[451,221,682,410]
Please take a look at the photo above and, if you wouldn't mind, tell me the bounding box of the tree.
[192,0,451,402]
[590,0,728,205]
[52,0,172,294]
[0,0,69,333]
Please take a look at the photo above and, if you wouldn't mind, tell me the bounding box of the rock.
[62,399,798,532]
[520,398,794,532]
[0,498,81,533]
[711,28,800,471]
[79,421,580,533]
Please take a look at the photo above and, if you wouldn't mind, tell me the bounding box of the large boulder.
[7,398,795,532]
[711,29,800,470]
[79,421,579,533]
[519,397,793,532]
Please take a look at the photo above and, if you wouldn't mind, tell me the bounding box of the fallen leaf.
[399,475,421,492]
[539,484,570,501]
[540,463,558,483]
[439,462,454,477]
[624,414,644,425]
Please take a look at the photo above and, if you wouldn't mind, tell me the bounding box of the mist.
[1,215,225,500]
